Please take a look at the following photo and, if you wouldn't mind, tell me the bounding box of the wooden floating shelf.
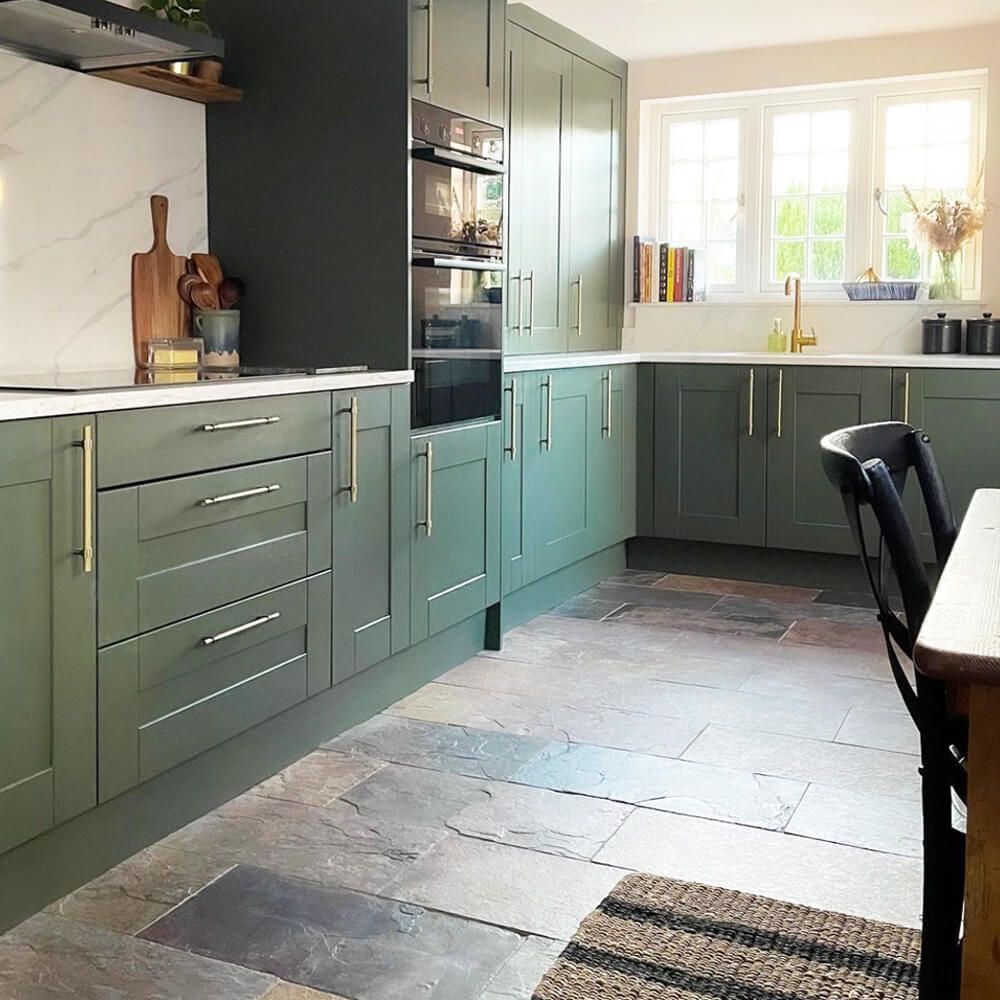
[92,65,243,105]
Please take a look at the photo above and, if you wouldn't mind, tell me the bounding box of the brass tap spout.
[784,273,817,353]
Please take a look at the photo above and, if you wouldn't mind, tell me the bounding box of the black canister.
[965,313,1000,355]
[922,313,963,354]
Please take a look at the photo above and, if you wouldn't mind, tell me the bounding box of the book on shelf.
[632,237,708,303]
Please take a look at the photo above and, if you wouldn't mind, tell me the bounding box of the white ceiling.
[520,0,1000,61]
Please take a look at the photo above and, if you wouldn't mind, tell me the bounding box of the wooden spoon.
[191,253,224,293]
[190,280,219,311]
[219,276,245,309]
[177,272,202,306]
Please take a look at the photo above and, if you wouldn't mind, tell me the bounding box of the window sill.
[629,299,984,308]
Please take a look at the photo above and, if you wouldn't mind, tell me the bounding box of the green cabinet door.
[592,365,637,547]
[653,365,767,546]
[411,421,501,643]
[501,374,530,595]
[332,386,411,683]
[505,28,572,355]
[411,0,506,125]
[893,367,1000,561]
[0,417,96,855]
[524,368,601,578]
[566,58,623,353]
[767,365,892,554]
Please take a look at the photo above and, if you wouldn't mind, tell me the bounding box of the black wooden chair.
[820,421,967,1000]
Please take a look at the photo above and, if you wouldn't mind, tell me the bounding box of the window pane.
[669,202,703,243]
[708,242,737,286]
[926,144,969,191]
[705,118,739,158]
[812,109,850,152]
[774,242,806,282]
[773,154,809,195]
[886,191,913,234]
[669,161,703,201]
[707,200,738,240]
[705,158,738,200]
[670,121,703,160]
[885,146,926,189]
[811,152,849,192]
[886,103,927,146]
[885,238,922,279]
[810,240,845,281]
[774,197,807,237]
[927,100,971,143]
[811,195,846,236]
[774,113,810,154]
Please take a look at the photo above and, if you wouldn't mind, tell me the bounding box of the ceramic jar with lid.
[965,313,1000,355]
[921,313,963,354]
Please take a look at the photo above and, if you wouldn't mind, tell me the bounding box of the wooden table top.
[916,489,1000,688]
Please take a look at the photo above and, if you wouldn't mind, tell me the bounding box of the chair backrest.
[820,421,957,647]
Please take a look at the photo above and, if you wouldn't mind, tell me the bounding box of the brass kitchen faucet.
[784,273,818,353]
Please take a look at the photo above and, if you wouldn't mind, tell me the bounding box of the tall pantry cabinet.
[505,6,626,356]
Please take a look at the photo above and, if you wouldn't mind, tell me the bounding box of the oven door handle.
[412,253,505,272]
[411,144,505,176]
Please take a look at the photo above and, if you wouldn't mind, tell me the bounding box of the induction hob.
[0,366,368,393]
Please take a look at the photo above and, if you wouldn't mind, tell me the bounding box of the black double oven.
[411,101,504,430]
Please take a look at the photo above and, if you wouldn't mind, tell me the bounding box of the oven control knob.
[418,118,430,137]
[438,124,450,142]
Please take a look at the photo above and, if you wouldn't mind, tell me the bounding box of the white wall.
[624,22,1000,353]
[0,51,207,374]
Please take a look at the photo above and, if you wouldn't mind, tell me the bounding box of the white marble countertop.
[0,369,414,423]
[504,351,1000,372]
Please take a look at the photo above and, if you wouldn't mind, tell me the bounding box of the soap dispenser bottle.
[768,318,787,353]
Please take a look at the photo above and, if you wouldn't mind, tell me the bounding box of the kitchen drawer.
[97,574,331,801]
[98,453,332,646]
[97,392,332,488]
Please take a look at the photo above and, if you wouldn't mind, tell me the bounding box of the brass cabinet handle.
[903,372,911,424]
[523,271,535,336]
[348,395,359,502]
[203,612,280,647]
[607,368,614,439]
[77,424,95,574]
[200,416,280,432]
[415,0,433,93]
[573,275,583,337]
[748,368,755,437]
[777,369,784,439]
[199,484,280,507]
[510,271,522,336]
[504,380,518,460]
[602,369,614,438]
[417,442,434,536]
[541,374,554,451]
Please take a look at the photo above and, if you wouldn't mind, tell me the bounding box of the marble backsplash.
[623,300,990,355]
[0,49,207,374]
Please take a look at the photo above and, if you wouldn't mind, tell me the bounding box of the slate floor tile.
[323,715,550,781]
[264,984,349,1000]
[160,791,446,895]
[594,809,922,928]
[710,595,875,628]
[605,603,789,640]
[585,582,722,611]
[477,936,566,1000]
[512,743,805,831]
[386,683,702,758]
[384,836,627,939]
[514,613,684,652]
[683,724,921,799]
[0,912,275,1000]
[254,750,385,808]
[781,617,886,653]
[142,866,520,1000]
[45,845,232,935]
[601,569,667,588]
[549,593,625,620]
[738,664,904,711]
[814,589,880,610]
[785,784,923,857]
[836,704,921,755]
[654,574,821,604]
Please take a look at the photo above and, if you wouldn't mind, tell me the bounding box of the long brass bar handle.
[349,395,359,503]
[200,484,280,507]
[203,612,280,647]
[524,271,535,336]
[201,416,280,432]
[415,0,433,93]
[504,381,517,460]
[541,375,553,451]
[78,425,94,574]
[607,368,614,439]
[573,275,583,336]
[903,372,911,424]
[748,368,755,437]
[417,442,434,536]
[777,369,784,439]
[510,271,522,335]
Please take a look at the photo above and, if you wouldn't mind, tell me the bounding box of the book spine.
[632,236,641,303]
[666,249,675,303]
[687,250,695,302]
[674,248,685,303]
[658,244,669,302]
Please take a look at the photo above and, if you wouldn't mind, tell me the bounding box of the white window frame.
[653,106,749,294]
[640,70,988,302]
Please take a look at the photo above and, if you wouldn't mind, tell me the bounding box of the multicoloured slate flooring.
[0,572,932,999]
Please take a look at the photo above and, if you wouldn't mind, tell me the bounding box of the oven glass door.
[412,356,502,429]
[412,159,503,258]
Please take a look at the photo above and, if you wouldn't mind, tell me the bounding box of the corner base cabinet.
[411,421,502,643]
[0,417,97,855]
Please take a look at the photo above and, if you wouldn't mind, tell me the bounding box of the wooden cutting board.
[131,195,190,367]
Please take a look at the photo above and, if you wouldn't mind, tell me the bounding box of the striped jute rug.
[532,873,921,1000]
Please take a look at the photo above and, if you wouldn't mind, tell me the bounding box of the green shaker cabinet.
[331,387,411,682]
[592,365,638,548]
[652,365,767,546]
[411,0,506,125]
[411,421,501,643]
[502,374,528,595]
[766,366,892,554]
[0,417,96,855]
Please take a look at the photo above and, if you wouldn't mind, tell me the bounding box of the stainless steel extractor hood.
[0,0,223,71]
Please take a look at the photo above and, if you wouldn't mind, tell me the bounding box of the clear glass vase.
[930,248,963,301]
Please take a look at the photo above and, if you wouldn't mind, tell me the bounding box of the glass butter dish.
[144,338,204,371]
